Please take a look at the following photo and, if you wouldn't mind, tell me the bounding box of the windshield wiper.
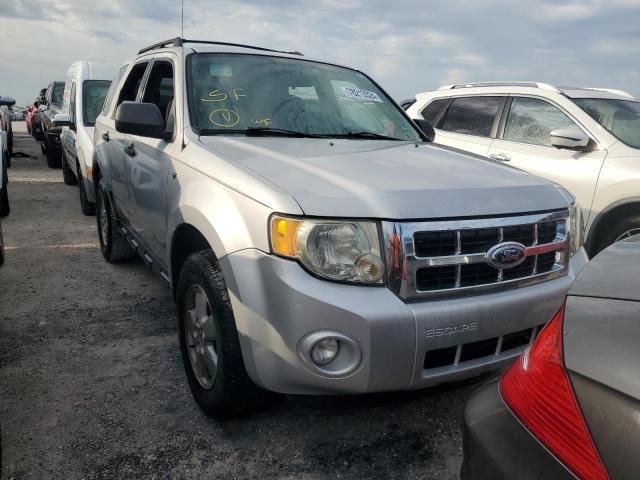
[327,131,405,141]
[245,127,328,138]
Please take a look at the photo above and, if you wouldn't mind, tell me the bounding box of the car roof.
[569,235,640,302]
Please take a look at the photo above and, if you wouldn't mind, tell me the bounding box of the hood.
[198,136,568,219]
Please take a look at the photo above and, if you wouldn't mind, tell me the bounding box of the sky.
[0,0,639,107]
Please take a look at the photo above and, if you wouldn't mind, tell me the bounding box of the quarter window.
[504,97,577,147]
[440,96,503,137]
[420,98,449,126]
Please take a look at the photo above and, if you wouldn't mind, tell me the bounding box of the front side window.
[440,96,503,137]
[574,98,640,149]
[188,54,421,141]
[83,80,111,126]
[102,65,128,115]
[52,83,65,106]
[116,62,148,108]
[142,61,174,130]
[504,97,576,147]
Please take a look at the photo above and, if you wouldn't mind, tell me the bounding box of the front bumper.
[461,378,573,479]
[221,248,588,395]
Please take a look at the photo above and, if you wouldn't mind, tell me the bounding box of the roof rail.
[438,81,561,93]
[138,37,303,56]
[581,87,635,99]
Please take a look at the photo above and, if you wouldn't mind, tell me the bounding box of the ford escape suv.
[93,40,588,419]
[407,81,640,256]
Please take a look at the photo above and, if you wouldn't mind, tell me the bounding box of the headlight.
[270,215,385,284]
[569,201,585,255]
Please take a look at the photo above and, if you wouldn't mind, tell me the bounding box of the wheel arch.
[587,198,640,255]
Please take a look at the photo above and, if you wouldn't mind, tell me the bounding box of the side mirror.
[549,128,590,150]
[53,113,72,128]
[0,97,16,107]
[414,119,436,142]
[115,101,170,141]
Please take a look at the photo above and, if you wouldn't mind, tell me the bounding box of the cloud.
[0,0,638,106]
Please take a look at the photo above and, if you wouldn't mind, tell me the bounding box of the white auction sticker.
[341,87,383,103]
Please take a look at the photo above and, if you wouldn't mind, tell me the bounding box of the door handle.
[102,131,110,141]
[124,143,136,157]
[489,153,511,162]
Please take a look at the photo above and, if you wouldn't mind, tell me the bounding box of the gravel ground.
[0,122,483,479]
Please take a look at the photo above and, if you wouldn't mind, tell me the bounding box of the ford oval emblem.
[486,242,527,269]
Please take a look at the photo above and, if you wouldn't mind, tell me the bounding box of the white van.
[55,61,116,215]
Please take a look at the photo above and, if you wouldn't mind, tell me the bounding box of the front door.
[129,59,176,256]
[488,96,607,223]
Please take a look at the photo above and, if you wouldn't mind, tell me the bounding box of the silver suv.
[93,40,587,419]
[406,81,640,255]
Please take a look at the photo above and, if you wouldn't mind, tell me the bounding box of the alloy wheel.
[183,285,218,389]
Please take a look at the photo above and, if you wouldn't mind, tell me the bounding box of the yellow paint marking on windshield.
[209,109,240,128]
[251,118,272,127]
[233,88,247,101]
[200,89,228,102]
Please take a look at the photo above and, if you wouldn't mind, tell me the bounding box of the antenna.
[181,0,184,37]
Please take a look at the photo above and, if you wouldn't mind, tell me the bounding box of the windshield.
[188,54,421,141]
[83,80,111,126]
[575,98,640,149]
[52,83,64,106]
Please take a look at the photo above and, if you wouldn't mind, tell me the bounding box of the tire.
[176,250,264,420]
[595,214,640,254]
[45,136,61,169]
[96,181,135,262]
[0,220,4,267]
[0,157,9,217]
[61,149,78,185]
[77,161,95,216]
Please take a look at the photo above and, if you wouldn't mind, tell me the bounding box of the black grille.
[502,257,535,281]
[503,224,535,246]
[460,264,498,287]
[460,228,499,254]
[414,231,457,257]
[423,325,542,371]
[538,222,557,243]
[537,251,557,272]
[416,266,457,291]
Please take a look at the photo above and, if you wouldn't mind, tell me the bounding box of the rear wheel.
[176,250,264,420]
[77,161,95,216]
[96,181,135,262]
[0,220,4,266]
[61,149,78,185]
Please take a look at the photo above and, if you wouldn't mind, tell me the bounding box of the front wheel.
[176,250,264,420]
[0,157,9,217]
[96,181,134,262]
[45,136,61,169]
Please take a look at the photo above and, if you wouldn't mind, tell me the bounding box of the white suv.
[406,82,640,256]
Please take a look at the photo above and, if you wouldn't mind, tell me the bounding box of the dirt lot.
[0,122,483,479]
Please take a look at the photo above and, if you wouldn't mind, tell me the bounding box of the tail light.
[500,305,609,480]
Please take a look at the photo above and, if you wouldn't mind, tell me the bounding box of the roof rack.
[138,37,303,56]
[437,81,561,93]
[579,87,635,99]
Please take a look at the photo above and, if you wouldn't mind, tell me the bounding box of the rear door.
[428,96,506,156]
[488,96,606,220]
[128,57,177,256]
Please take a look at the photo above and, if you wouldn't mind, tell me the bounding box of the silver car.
[92,38,588,419]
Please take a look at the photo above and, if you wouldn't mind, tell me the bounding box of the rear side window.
[440,96,503,137]
[102,64,129,115]
[420,98,449,126]
[115,62,149,108]
[504,97,576,147]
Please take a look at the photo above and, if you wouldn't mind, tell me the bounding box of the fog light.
[311,338,339,366]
